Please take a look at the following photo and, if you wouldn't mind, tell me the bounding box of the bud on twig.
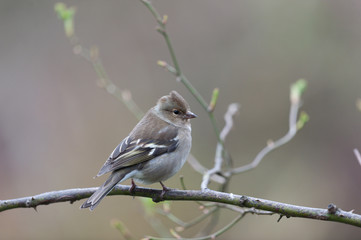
[290,79,307,104]
[208,88,219,112]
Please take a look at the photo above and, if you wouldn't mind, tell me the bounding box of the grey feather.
[80,170,128,210]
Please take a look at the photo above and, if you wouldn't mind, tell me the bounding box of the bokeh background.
[1,0,361,239]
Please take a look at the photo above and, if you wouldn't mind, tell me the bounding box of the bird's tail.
[80,171,126,210]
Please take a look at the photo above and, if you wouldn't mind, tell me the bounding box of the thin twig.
[141,0,236,190]
[140,0,224,147]
[201,103,240,190]
[146,213,245,240]
[57,4,214,186]
[353,148,361,166]
[147,207,285,240]
[187,155,225,184]
[73,44,144,120]
[231,96,300,174]
[158,207,218,230]
[196,207,221,237]
[55,4,144,119]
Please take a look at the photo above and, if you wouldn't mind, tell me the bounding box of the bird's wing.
[96,124,179,176]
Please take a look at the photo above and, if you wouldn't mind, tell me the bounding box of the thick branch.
[1,186,360,228]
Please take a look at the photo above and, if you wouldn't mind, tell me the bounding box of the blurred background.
[1,0,361,239]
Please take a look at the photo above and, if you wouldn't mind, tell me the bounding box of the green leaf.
[297,111,309,130]
[54,3,76,37]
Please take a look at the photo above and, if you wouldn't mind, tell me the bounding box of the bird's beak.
[184,111,197,119]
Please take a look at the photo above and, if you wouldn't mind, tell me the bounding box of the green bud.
[297,111,309,130]
[291,79,307,103]
[208,88,219,112]
[54,3,76,37]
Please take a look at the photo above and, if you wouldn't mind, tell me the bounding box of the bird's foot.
[129,179,137,198]
[159,181,170,199]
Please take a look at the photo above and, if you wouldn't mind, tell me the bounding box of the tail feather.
[80,171,126,210]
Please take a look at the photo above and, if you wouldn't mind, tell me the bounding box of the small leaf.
[208,88,219,112]
[54,3,76,37]
[297,111,309,130]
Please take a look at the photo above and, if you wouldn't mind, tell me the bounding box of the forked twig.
[201,103,240,190]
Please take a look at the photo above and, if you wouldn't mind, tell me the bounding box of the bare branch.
[2,186,360,228]
[353,148,361,166]
[55,4,144,120]
[231,90,301,174]
[158,206,218,231]
[187,155,225,184]
[219,103,240,141]
[201,103,240,190]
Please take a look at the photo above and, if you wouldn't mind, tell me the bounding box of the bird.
[80,91,196,210]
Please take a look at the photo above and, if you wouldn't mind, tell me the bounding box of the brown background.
[1,0,361,239]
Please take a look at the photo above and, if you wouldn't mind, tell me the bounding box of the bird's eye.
[173,109,180,115]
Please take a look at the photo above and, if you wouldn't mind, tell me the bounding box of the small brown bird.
[81,91,196,210]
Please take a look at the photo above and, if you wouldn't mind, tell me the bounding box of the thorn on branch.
[278,215,283,222]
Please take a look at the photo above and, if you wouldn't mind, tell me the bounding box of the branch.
[201,103,240,190]
[148,208,274,240]
[231,79,308,174]
[55,3,144,120]
[141,0,225,148]
[354,148,361,166]
[1,186,360,228]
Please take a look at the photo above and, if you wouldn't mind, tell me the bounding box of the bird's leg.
[159,181,170,199]
[129,179,137,196]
